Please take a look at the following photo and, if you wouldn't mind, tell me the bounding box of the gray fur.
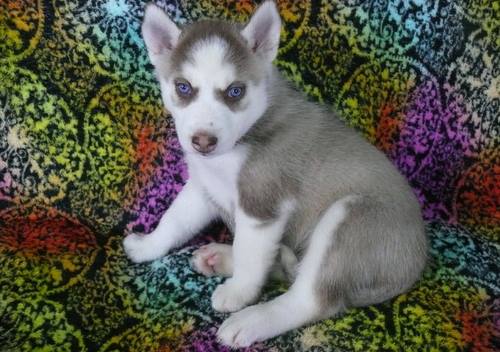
[316,196,427,308]
[169,20,261,82]
[236,69,428,308]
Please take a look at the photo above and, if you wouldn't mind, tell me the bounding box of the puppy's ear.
[241,1,281,63]
[142,3,181,66]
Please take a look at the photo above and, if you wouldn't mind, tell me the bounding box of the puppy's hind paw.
[190,243,233,277]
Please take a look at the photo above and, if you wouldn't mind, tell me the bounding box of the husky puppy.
[124,1,427,347]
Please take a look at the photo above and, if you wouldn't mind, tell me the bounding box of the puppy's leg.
[123,179,217,263]
[274,244,298,281]
[211,201,295,313]
[217,197,354,348]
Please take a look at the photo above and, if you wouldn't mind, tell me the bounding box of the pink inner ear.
[147,24,173,54]
[161,31,175,51]
[245,11,276,54]
[246,28,264,53]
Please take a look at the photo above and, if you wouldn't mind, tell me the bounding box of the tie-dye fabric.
[0,0,498,351]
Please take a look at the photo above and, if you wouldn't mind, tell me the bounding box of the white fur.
[211,199,296,313]
[185,37,235,91]
[217,197,352,347]
[186,144,247,215]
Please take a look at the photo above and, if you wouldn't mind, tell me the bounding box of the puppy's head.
[142,1,281,157]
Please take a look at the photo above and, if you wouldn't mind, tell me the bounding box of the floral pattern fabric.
[0,1,498,351]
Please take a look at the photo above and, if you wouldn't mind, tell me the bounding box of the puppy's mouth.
[190,148,218,158]
[191,143,234,158]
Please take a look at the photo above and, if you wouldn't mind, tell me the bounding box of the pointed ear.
[141,3,181,66]
[241,1,281,62]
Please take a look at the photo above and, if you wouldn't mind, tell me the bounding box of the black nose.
[191,131,218,154]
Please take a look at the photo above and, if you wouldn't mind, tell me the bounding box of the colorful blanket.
[1,1,498,351]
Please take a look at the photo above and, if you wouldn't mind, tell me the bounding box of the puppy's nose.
[191,131,218,154]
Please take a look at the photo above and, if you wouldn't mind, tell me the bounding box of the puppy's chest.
[201,166,237,214]
[187,148,247,217]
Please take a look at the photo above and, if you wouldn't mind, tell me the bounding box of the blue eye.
[227,86,244,99]
[176,81,192,96]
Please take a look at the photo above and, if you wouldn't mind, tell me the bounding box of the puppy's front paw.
[123,233,168,263]
[217,304,270,348]
[211,279,259,313]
